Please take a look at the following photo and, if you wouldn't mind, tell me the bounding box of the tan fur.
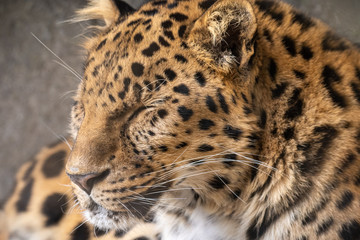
[3,0,360,239]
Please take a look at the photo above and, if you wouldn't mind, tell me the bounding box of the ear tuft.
[188,0,257,73]
[74,0,134,28]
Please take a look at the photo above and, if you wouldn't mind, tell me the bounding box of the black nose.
[67,170,110,195]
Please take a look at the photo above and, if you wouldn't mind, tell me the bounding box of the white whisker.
[31,33,82,80]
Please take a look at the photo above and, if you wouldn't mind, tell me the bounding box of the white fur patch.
[157,207,241,240]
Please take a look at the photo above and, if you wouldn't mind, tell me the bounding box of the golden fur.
[2,0,360,239]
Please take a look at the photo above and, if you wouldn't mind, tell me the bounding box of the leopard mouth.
[82,182,170,230]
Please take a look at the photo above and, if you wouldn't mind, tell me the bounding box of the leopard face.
[65,0,360,238]
[66,0,258,231]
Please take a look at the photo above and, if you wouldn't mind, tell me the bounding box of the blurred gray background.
[0,0,359,204]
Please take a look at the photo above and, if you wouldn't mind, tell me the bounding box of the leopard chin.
[82,198,141,231]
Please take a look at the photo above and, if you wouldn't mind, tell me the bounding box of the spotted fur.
[3,0,360,239]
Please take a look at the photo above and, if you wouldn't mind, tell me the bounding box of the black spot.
[118,91,125,99]
[134,84,143,102]
[338,153,356,174]
[71,223,90,240]
[268,58,277,82]
[316,218,334,236]
[16,178,34,212]
[199,0,217,9]
[199,119,215,130]
[142,19,152,25]
[297,125,337,176]
[157,109,168,118]
[223,154,237,166]
[291,12,315,31]
[42,150,66,178]
[294,70,306,79]
[118,77,131,100]
[109,94,116,103]
[223,125,242,140]
[174,54,188,63]
[142,42,160,57]
[164,30,175,40]
[131,62,144,77]
[217,90,229,114]
[336,191,354,210]
[176,142,188,149]
[141,9,158,16]
[283,127,295,140]
[322,65,347,108]
[114,230,126,238]
[194,72,206,86]
[113,31,121,41]
[158,36,170,47]
[159,145,168,152]
[282,36,297,56]
[301,197,330,226]
[114,73,119,81]
[134,237,150,240]
[322,31,349,51]
[263,29,273,42]
[42,193,68,226]
[197,144,214,152]
[300,45,313,60]
[92,65,99,77]
[170,12,188,22]
[134,33,143,43]
[255,1,283,24]
[351,81,360,103]
[284,99,303,119]
[178,25,187,38]
[289,88,301,105]
[259,110,267,129]
[164,68,177,81]
[155,74,167,90]
[209,175,230,189]
[167,2,178,9]
[272,82,288,99]
[156,58,167,65]
[206,95,217,113]
[152,0,167,6]
[178,106,193,121]
[173,84,190,95]
[161,20,173,29]
[94,228,107,237]
[338,220,360,240]
[148,130,155,136]
[96,39,107,51]
[180,42,188,49]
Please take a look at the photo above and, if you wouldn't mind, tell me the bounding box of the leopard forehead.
[74,1,214,126]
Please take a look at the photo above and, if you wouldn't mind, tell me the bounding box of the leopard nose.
[67,170,110,195]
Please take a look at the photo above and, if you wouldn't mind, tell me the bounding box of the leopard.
[2,0,360,239]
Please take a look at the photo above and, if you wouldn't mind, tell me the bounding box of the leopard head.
[66,0,258,230]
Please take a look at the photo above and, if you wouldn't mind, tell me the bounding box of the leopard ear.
[75,0,134,27]
[188,0,257,73]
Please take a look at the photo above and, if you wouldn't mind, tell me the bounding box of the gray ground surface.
[0,0,359,204]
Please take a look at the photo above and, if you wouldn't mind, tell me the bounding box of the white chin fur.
[157,207,241,240]
[82,206,138,231]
